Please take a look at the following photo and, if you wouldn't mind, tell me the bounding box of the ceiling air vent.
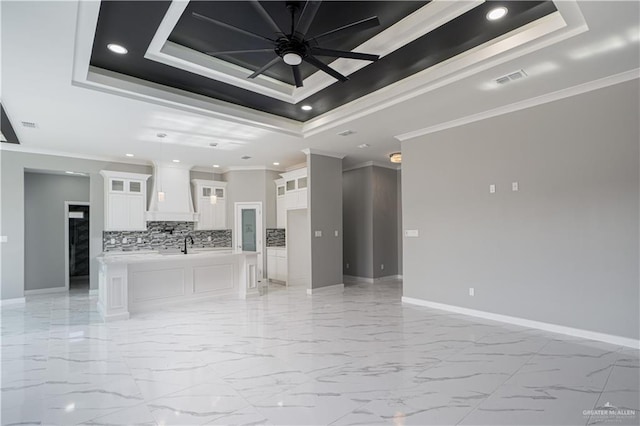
[495,69,527,85]
[337,130,355,137]
[21,121,37,128]
[241,155,251,160]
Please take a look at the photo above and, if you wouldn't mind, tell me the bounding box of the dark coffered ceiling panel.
[90,1,557,122]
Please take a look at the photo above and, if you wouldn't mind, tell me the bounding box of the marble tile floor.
[1,281,638,426]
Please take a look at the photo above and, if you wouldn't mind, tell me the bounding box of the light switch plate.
[405,230,419,237]
[512,182,519,191]
[314,230,322,237]
[0,236,7,243]
[469,287,475,296]
[334,230,339,237]
[489,184,496,194]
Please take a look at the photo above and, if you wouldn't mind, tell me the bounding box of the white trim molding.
[342,161,401,172]
[302,148,346,159]
[402,296,640,349]
[307,283,345,295]
[24,287,67,296]
[0,297,26,306]
[395,68,640,141]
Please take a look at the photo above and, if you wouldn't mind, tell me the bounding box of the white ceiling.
[1,1,639,172]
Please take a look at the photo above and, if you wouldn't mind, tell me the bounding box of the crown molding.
[223,165,283,172]
[342,160,401,172]
[395,68,640,142]
[0,143,151,167]
[302,148,346,159]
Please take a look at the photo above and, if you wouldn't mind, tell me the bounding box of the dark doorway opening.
[69,204,89,291]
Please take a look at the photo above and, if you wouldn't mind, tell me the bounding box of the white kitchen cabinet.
[267,247,287,283]
[280,168,307,211]
[275,178,286,229]
[100,170,150,231]
[192,180,227,230]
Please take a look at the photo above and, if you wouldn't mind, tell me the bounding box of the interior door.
[235,202,263,279]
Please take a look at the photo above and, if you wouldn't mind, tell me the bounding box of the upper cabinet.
[192,180,227,230]
[100,170,151,231]
[280,168,308,211]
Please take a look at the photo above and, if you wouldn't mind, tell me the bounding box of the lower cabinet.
[267,247,287,283]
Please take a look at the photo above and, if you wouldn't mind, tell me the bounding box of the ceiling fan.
[192,0,381,87]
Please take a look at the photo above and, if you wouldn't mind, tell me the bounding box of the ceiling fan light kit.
[193,0,381,88]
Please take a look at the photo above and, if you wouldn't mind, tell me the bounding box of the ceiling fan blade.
[310,16,380,44]
[309,47,379,61]
[192,12,274,43]
[293,1,322,40]
[205,49,274,57]
[304,55,348,82]
[292,65,303,88]
[248,56,281,79]
[249,0,286,38]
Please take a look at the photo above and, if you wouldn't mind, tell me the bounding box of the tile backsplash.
[266,228,286,247]
[103,221,231,252]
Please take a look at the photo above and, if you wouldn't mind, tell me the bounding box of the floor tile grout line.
[584,346,624,426]
[454,336,554,426]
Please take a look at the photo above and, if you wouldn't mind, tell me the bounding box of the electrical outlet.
[489,184,496,194]
[469,287,475,296]
[314,230,322,237]
[346,263,350,269]
[334,230,339,237]
[512,181,519,191]
[0,236,7,243]
[381,264,384,270]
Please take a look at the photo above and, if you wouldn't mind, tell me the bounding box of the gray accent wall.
[342,165,400,278]
[343,167,373,277]
[308,154,343,290]
[0,150,151,299]
[24,172,90,291]
[402,79,640,340]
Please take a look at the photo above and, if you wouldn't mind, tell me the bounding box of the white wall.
[402,79,639,340]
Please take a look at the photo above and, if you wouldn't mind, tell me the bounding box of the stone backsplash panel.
[266,228,285,247]
[103,221,231,252]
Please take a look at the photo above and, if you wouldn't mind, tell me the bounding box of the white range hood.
[147,162,198,222]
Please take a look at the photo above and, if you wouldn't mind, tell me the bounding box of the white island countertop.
[97,248,260,264]
[97,248,260,321]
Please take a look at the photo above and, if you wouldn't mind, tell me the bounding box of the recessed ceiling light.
[107,43,128,54]
[157,133,167,138]
[213,164,220,168]
[301,105,312,111]
[358,143,370,148]
[209,142,218,147]
[125,153,134,157]
[337,129,355,136]
[273,162,280,166]
[172,159,180,163]
[486,6,508,21]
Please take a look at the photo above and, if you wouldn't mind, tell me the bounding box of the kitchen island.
[97,249,259,321]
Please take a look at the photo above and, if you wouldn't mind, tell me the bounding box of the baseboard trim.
[343,275,403,283]
[401,296,640,349]
[24,287,67,296]
[307,283,344,295]
[0,297,26,306]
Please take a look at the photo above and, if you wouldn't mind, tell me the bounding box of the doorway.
[234,202,263,279]
[65,202,90,291]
